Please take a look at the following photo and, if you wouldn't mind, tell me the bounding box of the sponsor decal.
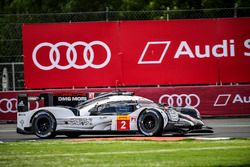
[233,94,250,104]
[68,118,93,126]
[53,93,88,107]
[213,94,231,106]
[19,119,24,127]
[138,39,250,64]
[138,41,171,64]
[23,19,250,88]
[18,113,27,117]
[57,96,87,102]
[214,94,250,106]
[0,98,39,113]
[88,92,95,99]
[131,116,137,122]
[117,116,130,130]
[32,41,111,70]
[159,94,200,108]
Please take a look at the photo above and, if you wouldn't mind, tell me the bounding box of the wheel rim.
[37,117,51,133]
[143,115,156,130]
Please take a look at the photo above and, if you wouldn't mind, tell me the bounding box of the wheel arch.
[139,107,168,127]
[30,109,56,124]
[137,108,165,136]
[31,110,57,138]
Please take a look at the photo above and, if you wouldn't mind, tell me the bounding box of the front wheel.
[137,109,163,136]
[32,111,56,139]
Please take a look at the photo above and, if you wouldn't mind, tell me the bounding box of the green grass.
[0,139,250,167]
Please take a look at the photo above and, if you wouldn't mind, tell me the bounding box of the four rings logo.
[159,94,200,108]
[32,41,111,70]
[0,98,39,113]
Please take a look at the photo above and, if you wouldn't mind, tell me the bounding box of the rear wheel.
[137,109,163,136]
[32,111,56,139]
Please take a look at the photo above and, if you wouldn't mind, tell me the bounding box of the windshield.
[138,99,159,108]
[76,95,160,109]
[76,97,109,109]
[76,92,120,109]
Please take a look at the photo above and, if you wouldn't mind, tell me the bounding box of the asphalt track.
[0,118,250,142]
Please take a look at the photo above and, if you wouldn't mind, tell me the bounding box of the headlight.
[168,109,179,121]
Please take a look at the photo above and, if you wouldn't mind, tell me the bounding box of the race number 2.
[117,116,130,130]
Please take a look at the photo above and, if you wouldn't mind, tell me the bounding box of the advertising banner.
[1,85,250,121]
[23,18,250,88]
[0,91,42,121]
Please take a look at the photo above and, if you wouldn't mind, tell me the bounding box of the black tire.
[32,111,56,139]
[137,109,163,136]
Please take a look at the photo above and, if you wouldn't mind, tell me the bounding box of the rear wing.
[17,93,88,112]
[17,93,54,112]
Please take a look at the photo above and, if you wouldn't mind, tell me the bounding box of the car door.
[85,103,116,131]
[88,101,136,131]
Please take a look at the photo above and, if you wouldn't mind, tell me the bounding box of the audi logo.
[0,98,39,113]
[32,41,111,70]
[159,94,200,108]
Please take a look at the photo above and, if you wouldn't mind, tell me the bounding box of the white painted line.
[189,137,231,140]
[209,125,250,128]
[1,145,250,158]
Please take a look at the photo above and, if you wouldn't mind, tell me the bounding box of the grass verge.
[0,139,250,167]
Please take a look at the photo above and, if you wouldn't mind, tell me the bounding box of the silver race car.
[17,92,213,138]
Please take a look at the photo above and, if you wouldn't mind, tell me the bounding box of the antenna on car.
[97,90,134,97]
[111,90,134,96]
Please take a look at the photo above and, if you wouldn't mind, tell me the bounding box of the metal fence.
[0,62,23,91]
[0,7,250,90]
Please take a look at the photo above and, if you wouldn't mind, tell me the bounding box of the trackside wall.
[0,85,250,121]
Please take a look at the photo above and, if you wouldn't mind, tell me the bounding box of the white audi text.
[233,94,250,104]
[139,39,250,64]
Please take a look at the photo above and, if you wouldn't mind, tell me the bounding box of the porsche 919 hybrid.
[17,92,213,138]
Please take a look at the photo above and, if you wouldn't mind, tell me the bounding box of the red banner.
[23,18,250,89]
[0,91,42,121]
[1,85,250,121]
